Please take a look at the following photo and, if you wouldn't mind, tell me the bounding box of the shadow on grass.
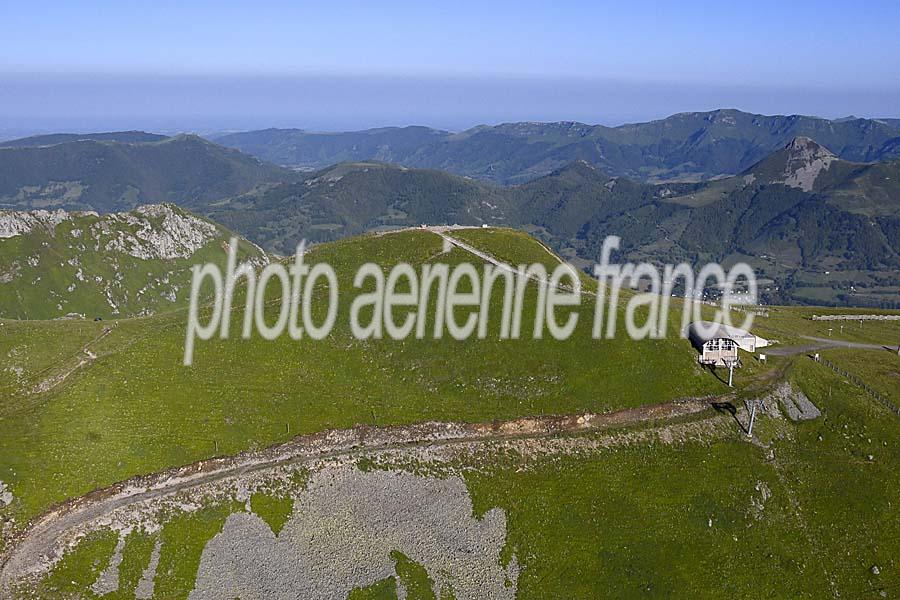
[705,364,728,386]
[711,401,748,435]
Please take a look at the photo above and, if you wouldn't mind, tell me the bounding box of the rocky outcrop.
[0,204,263,319]
[0,204,219,259]
[92,204,219,260]
[0,210,71,239]
[768,382,821,421]
[0,481,13,507]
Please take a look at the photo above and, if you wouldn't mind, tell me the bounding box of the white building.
[687,321,770,367]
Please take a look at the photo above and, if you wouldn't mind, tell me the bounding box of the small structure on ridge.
[687,321,770,367]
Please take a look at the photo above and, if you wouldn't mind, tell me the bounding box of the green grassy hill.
[0,228,728,527]
[206,161,511,254]
[0,204,267,319]
[2,227,900,599]
[0,135,295,213]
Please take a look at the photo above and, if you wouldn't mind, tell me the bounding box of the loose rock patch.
[191,468,517,599]
[0,481,13,507]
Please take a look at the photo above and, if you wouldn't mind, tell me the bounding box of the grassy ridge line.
[0,134,295,213]
[448,228,604,294]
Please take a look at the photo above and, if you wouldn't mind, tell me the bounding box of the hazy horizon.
[2,73,899,140]
[4,0,900,136]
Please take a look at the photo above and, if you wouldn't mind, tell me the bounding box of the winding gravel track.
[0,398,713,592]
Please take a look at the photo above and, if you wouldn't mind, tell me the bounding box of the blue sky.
[2,0,899,133]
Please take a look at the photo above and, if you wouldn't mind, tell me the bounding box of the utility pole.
[747,400,759,438]
[727,359,735,388]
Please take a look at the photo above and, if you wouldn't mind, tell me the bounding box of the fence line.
[810,314,900,321]
[816,357,900,417]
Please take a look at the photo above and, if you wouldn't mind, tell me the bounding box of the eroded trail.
[0,397,718,591]
[432,228,586,293]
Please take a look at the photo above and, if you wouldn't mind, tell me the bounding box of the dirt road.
[765,335,893,356]
[0,397,715,591]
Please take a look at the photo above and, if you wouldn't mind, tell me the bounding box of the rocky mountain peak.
[779,137,837,191]
[784,136,835,159]
[745,137,839,192]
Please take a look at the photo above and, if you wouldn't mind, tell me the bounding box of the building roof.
[687,321,756,343]
[687,321,770,353]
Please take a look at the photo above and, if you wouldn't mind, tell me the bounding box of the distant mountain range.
[0,131,168,148]
[214,109,900,184]
[0,134,296,213]
[1,119,898,306]
[548,138,900,306]
[211,137,899,306]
